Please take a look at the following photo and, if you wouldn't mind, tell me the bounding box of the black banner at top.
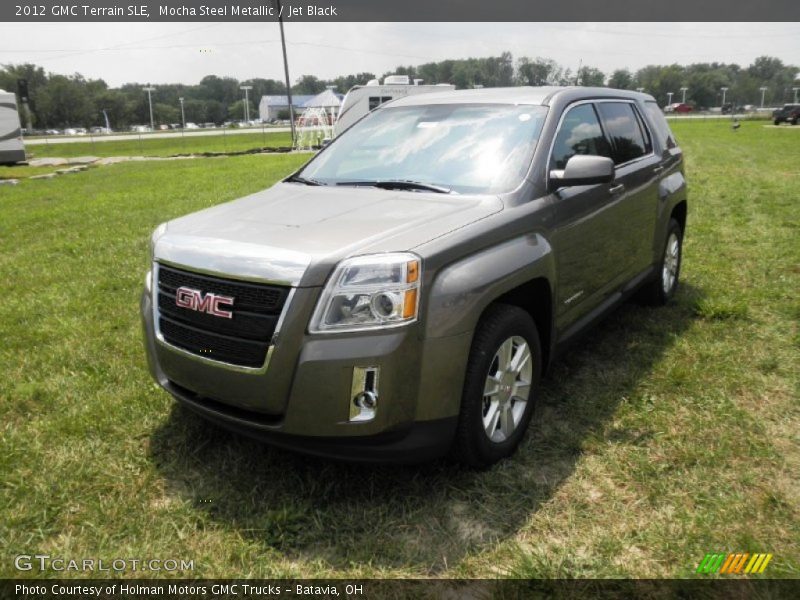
[2,0,799,22]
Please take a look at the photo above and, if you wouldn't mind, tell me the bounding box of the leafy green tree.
[228,99,257,122]
[578,66,605,87]
[608,69,635,90]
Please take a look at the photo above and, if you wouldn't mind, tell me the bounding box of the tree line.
[1,53,796,130]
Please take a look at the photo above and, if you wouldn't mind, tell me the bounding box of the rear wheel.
[639,217,683,305]
[453,304,542,468]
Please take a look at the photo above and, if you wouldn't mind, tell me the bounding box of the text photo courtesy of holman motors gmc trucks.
[141,86,687,468]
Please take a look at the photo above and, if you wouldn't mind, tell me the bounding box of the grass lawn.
[0,121,797,579]
[0,164,66,180]
[24,130,293,159]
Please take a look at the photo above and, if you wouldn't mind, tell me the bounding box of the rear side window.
[643,101,676,150]
[596,102,649,164]
[550,104,612,170]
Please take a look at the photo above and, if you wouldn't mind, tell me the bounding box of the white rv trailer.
[0,90,25,164]
[333,75,455,136]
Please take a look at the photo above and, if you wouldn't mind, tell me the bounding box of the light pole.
[240,85,253,123]
[179,97,185,129]
[275,0,296,147]
[793,87,799,103]
[143,86,156,131]
[759,86,768,108]
[720,87,728,106]
[667,91,673,106]
[680,87,688,103]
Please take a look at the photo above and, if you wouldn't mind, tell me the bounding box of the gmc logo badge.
[175,286,234,319]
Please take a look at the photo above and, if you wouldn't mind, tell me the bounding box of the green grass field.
[0,121,797,579]
[23,130,293,159]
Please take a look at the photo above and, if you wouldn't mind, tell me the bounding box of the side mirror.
[548,155,615,191]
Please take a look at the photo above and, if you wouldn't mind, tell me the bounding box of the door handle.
[653,166,665,175]
[609,183,625,195]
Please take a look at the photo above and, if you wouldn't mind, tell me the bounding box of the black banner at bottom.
[3,579,800,600]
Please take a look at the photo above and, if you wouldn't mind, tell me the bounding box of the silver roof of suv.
[389,86,655,107]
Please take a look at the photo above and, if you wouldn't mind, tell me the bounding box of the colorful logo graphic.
[696,553,772,574]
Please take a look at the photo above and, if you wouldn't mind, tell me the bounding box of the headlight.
[149,223,168,259]
[310,253,421,333]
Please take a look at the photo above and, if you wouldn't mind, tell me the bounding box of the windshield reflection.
[298,104,548,194]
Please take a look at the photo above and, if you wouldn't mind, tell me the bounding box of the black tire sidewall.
[661,218,683,302]
[456,305,542,468]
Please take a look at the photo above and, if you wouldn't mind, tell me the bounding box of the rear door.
[595,101,661,279]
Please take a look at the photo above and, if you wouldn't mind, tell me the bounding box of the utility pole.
[143,86,156,131]
[793,87,799,103]
[720,87,728,106]
[275,0,296,147]
[179,97,185,129]
[240,85,253,123]
[759,86,768,108]
[667,91,673,106]
[680,87,688,103]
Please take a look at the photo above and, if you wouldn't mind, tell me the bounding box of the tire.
[452,304,542,469]
[639,217,683,305]
[774,119,780,126]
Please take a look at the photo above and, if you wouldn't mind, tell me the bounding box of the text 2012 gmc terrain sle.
[141,87,687,467]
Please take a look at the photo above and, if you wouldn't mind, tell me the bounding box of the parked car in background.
[63,128,78,136]
[772,104,800,125]
[142,87,688,467]
[90,126,111,134]
[664,103,693,113]
[131,125,151,133]
[185,122,199,129]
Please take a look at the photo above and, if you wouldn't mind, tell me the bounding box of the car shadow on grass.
[149,283,703,574]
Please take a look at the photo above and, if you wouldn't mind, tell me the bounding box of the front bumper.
[141,283,471,462]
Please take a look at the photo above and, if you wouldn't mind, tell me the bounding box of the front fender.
[424,233,556,340]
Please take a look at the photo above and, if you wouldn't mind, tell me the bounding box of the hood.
[153,182,502,286]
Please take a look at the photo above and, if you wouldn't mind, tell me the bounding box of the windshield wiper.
[286,174,324,186]
[336,179,452,194]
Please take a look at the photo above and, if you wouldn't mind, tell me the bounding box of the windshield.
[296,103,548,194]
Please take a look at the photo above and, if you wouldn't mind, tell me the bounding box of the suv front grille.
[156,264,290,368]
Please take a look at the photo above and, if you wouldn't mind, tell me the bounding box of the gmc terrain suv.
[141,87,687,467]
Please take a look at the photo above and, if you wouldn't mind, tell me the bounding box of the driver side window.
[550,104,612,170]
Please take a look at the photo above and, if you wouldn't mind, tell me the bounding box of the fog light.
[354,390,377,409]
[350,366,379,422]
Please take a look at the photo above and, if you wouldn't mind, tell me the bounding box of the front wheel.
[452,304,542,468]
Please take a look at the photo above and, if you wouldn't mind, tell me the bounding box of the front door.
[548,102,625,332]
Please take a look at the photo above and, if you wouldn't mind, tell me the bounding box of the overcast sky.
[0,22,798,87]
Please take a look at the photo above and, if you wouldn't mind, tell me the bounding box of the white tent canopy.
[302,89,342,109]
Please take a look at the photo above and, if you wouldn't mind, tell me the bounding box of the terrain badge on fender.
[175,286,234,318]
